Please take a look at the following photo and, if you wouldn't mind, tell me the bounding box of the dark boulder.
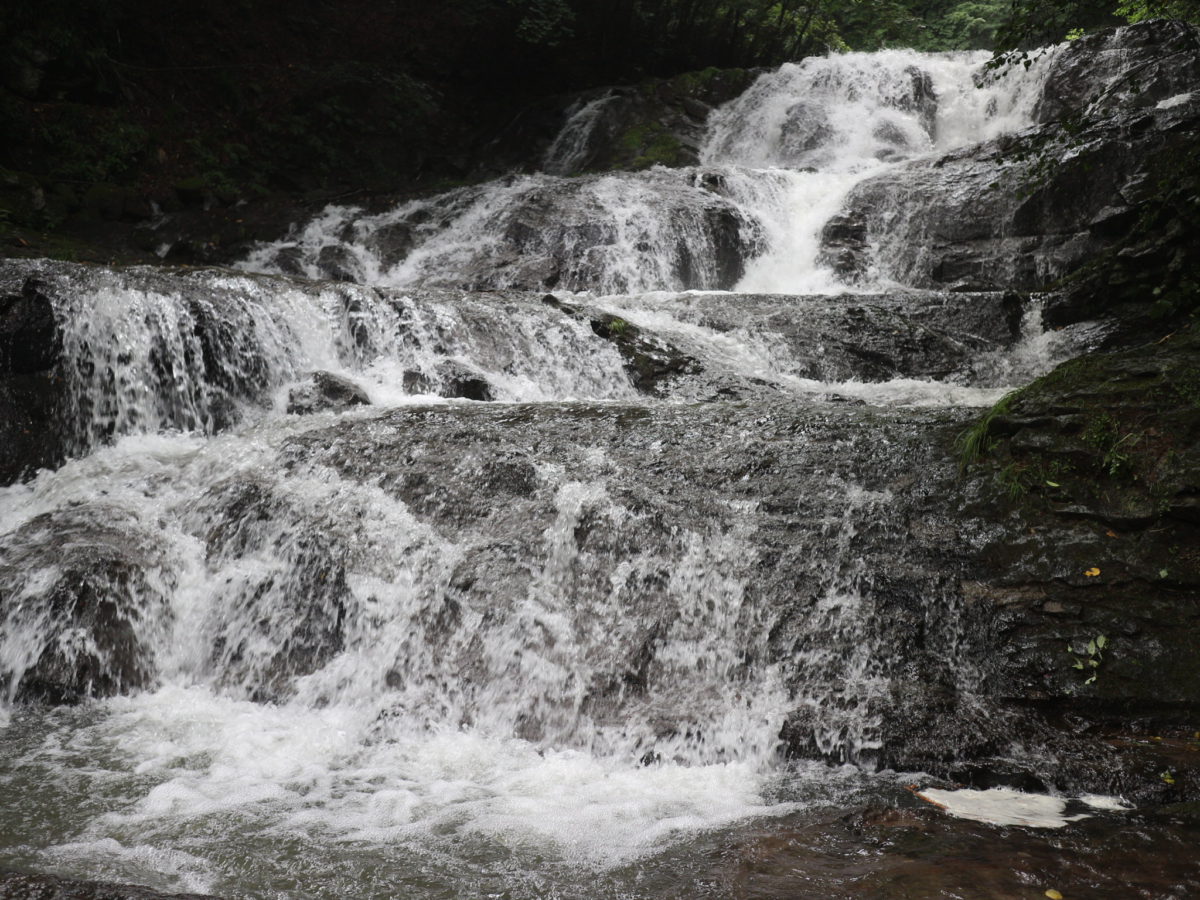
[286,371,371,415]
[0,277,59,374]
[0,508,167,704]
[0,275,68,485]
[403,362,495,401]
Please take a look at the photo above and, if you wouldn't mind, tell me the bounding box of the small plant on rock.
[1067,634,1108,685]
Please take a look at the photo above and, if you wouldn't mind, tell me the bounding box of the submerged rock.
[286,371,371,415]
[187,478,349,703]
[0,507,167,704]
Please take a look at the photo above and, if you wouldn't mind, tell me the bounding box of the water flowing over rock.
[1,21,1199,900]
[827,23,1200,292]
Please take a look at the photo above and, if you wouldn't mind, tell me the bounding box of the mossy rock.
[962,326,1200,530]
[958,325,1200,717]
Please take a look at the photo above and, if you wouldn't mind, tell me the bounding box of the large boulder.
[286,370,371,415]
[0,507,167,704]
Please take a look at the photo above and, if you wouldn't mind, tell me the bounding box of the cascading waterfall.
[0,42,1105,900]
[241,47,1059,296]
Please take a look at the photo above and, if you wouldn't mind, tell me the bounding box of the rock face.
[826,21,1200,292]
[963,328,1200,699]
[921,325,1200,802]
[1033,19,1200,124]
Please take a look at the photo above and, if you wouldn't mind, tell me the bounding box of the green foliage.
[991,0,1200,57]
[1116,0,1200,22]
[955,393,1014,471]
[1067,634,1108,685]
[508,0,575,46]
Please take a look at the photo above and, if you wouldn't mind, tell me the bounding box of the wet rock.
[286,171,758,293]
[0,508,167,704]
[818,214,869,280]
[936,328,1200,796]
[315,244,358,282]
[1034,19,1200,124]
[1,277,60,374]
[778,101,833,162]
[590,313,700,396]
[0,274,68,485]
[402,362,494,401]
[286,371,371,415]
[190,479,349,703]
[435,361,493,401]
[0,870,218,899]
[830,23,1200,292]
[540,68,760,176]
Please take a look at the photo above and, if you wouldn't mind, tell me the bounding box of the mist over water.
[0,45,1094,899]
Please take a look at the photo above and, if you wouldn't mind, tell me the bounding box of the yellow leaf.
[1105,529,1118,538]
[1084,567,1101,577]
[1046,890,1064,900]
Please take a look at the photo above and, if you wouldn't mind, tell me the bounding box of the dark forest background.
[0,0,1196,248]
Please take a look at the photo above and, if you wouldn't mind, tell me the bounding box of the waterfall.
[240,48,1059,297]
[0,42,1100,900]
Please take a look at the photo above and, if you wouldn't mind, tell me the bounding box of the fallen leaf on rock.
[1084,567,1101,577]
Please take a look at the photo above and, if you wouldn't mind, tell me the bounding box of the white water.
[0,45,1094,898]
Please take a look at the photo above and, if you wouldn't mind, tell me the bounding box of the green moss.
[961,328,1200,524]
[955,393,1015,470]
[616,123,688,170]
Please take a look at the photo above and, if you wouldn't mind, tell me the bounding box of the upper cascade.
[701,48,1055,170]
[238,47,1061,296]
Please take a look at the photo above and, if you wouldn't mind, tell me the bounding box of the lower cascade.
[2,20,1200,900]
